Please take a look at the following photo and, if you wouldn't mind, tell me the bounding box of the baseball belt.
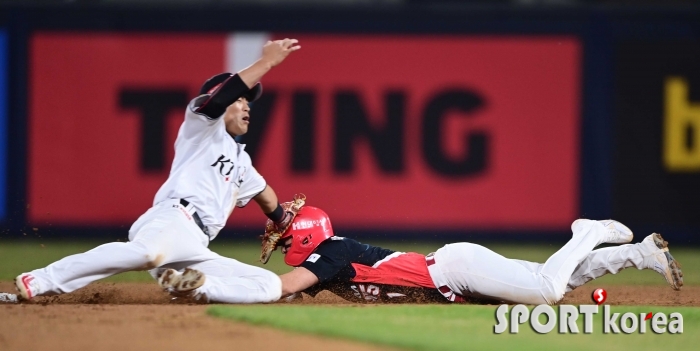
[179,199,210,240]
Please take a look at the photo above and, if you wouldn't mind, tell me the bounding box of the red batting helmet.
[280,206,334,266]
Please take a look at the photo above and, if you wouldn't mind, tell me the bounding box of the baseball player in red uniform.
[268,202,683,304]
[11,39,302,304]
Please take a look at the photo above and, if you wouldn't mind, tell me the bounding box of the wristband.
[266,204,285,223]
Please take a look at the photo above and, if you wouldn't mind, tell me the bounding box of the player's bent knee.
[127,241,166,270]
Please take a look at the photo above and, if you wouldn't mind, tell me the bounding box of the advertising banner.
[615,42,700,225]
[28,33,580,230]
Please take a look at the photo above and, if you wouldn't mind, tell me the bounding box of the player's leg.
[15,203,209,299]
[433,219,631,305]
[16,240,159,298]
[533,219,631,301]
[510,259,542,273]
[155,253,282,304]
[510,232,683,293]
[565,233,683,292]
[432,242,555,304]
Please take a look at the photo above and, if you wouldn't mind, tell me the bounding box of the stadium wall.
[0,4,698,244]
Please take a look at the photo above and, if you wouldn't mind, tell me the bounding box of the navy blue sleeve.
[354,243,396,267]
[299,239,355,283]
[299,237,396,283]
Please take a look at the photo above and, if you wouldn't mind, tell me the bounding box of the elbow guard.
[195,73,263,119]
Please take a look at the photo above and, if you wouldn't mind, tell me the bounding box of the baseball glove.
[260,194,306,264]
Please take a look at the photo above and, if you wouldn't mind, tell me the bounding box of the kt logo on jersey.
[211,154,246,185]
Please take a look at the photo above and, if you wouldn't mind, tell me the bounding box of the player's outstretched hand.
[282,292,303,303]
[261,38,301,67]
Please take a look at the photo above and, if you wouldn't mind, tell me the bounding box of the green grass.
[3,239,698,350]
[1,239,698,286]
[209,304,700,351]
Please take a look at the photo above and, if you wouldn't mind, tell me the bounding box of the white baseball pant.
[23,199,281,303]
[509,245,658,295]
[429,219,651,305]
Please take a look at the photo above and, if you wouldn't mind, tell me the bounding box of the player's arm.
[193,75,253,119]
[238,38,300,88]
[279,267,319,296]
[253,185,279,213]
[231,151,292,229]
[195,38,301,119]
[253,185,293,229]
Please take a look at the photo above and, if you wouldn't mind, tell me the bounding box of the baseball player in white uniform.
[12,38,302,304]
[258,199,683,305]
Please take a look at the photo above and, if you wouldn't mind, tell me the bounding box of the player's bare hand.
[261,38,301,67]
[282,292,303,303]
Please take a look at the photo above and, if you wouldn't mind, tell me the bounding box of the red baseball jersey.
[299,237,447,303]
[350,252,436,288]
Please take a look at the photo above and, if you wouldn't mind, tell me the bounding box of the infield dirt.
[0,282,697,351]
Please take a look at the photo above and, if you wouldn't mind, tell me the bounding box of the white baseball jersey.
[153,95,267,240]
[20,75,283,305]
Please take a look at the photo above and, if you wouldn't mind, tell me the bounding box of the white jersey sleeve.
[180,95,223,141]
[235,151,267,208]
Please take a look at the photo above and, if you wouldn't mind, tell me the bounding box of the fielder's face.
[223,97,251,137]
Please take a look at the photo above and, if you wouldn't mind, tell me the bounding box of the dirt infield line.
[1,282,697,306]
[1,282,696,351]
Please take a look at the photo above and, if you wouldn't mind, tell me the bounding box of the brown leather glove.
[260,194,306,264]
[274,211,294,232]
